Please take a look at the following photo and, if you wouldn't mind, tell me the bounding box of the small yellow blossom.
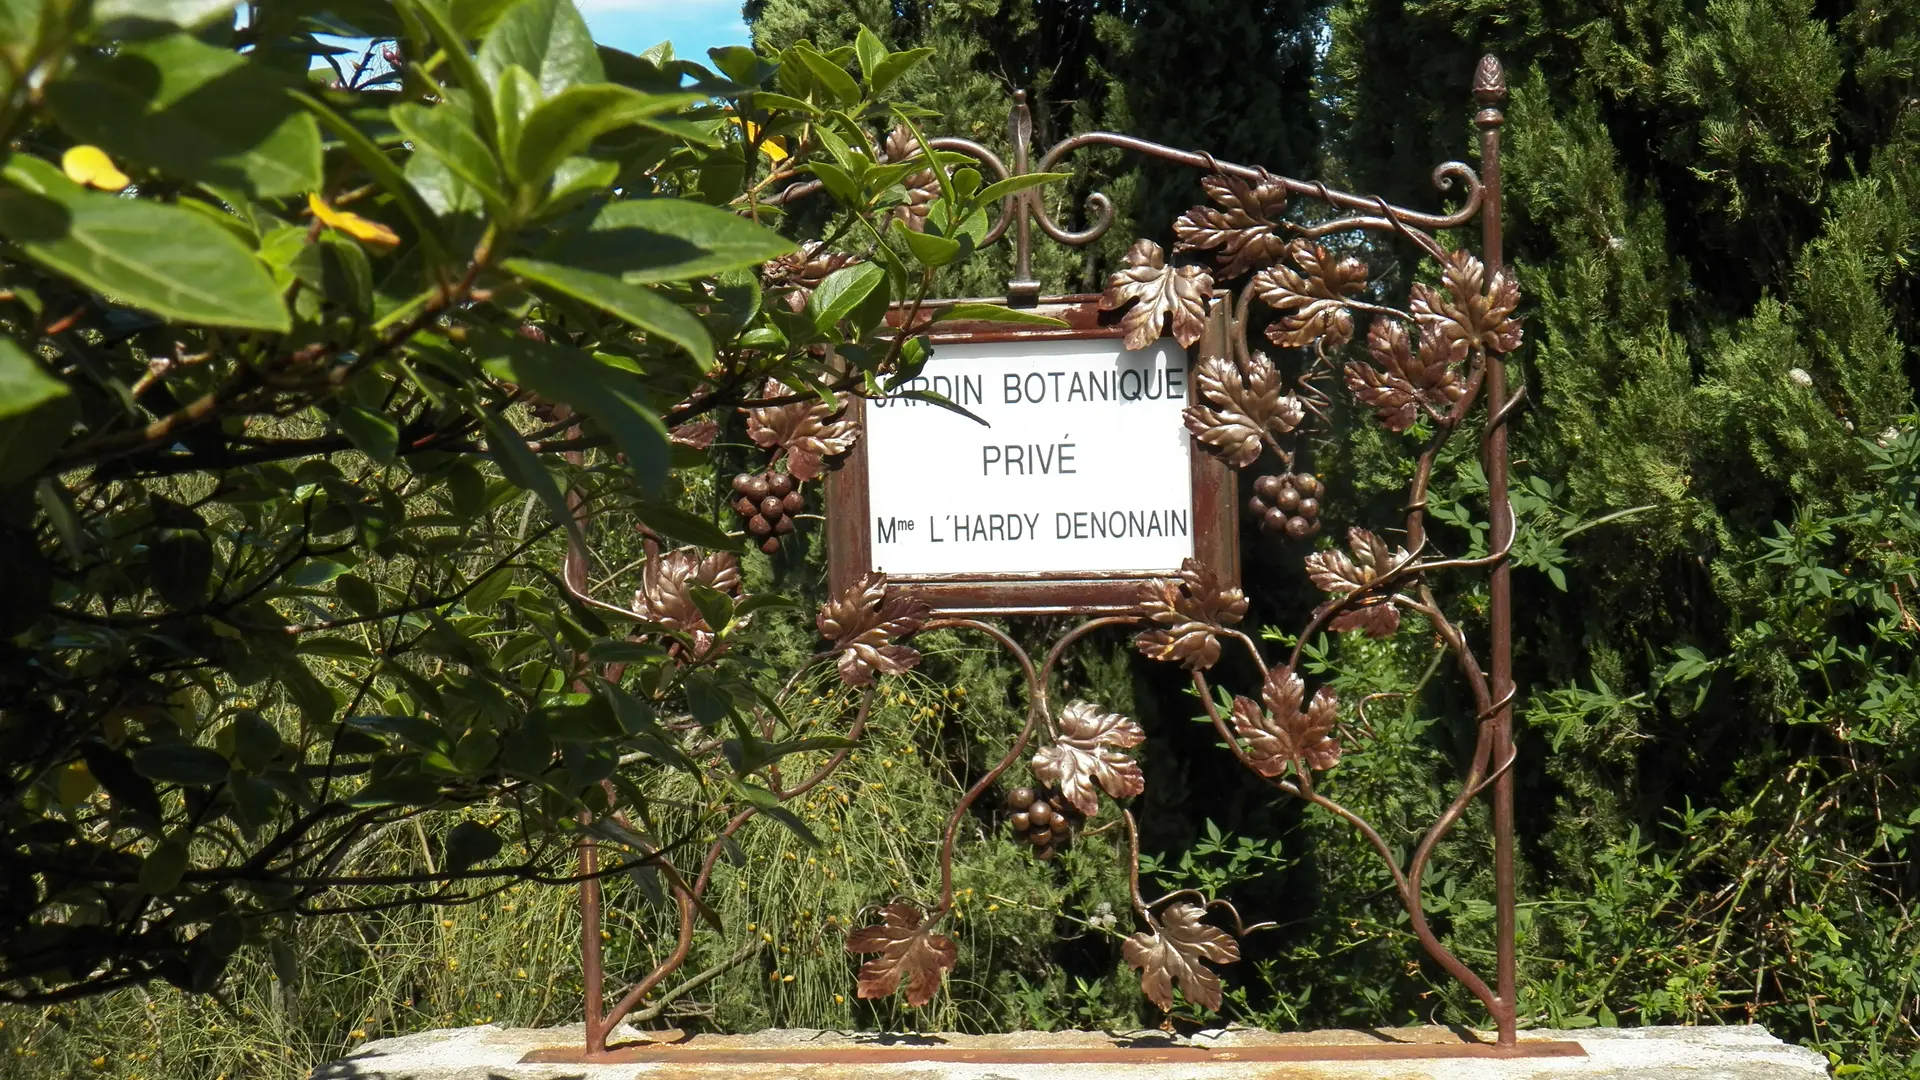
[307,193,399,247]
[62,146,129,191]
[727,117,789,161]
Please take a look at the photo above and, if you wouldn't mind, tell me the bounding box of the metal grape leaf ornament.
[1030,702,1145,817]
[1183,350,1306,467]
[1304,527,1411,638]
[1134,557,1249,670]
[633,548,742,657]
[1122,901,1241,1012]
[845,902,957,1007]
[816,573,930,686]
[745,378,858,481]
[1251,241,1369,348]
[1345,318,1467,432]
[1230,665,1342,777]
[1171,171,1292,279]
[1413,249,1523,354]
[1100,239,1213,351]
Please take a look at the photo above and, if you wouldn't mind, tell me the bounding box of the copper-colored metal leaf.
[1134,558,1249,671]
[1230,666,1342,776]
[1101,239,1213,350]
[845,902,956,1007]
[1122,901,1240,1013]
[816,572,931,686]
[1252,241,1368,348]
[635,548,743,656]
[1182,351,1305,467]
[1172,172,1292,279]
[882,125,940,232]
[1343,359,1419,433]
[763,240,859,313]
[1304,527,1409,638]
[1367,318,1465,414]
[668,420,718,449]
[1410,249,1523,354]
[746,379,859,481]
[1030,701,1146,817]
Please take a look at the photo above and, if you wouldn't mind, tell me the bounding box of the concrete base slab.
[311,1023,1827,1080]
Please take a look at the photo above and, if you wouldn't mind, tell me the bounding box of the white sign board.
[863,336,1192,575]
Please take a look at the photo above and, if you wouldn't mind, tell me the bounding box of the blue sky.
[314,2,750,74]
[577,0,750,59]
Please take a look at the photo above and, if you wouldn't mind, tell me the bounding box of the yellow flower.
[727,117,789,161]
[62,146,129,191]
[307,193,399,247]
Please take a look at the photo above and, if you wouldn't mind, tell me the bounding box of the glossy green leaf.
[854,28,885,87]
[345,714,451,753]
[391,101,508,215]
[634,501,745,552]
[0,154,289,332]
[443,820,502,871]
[973,171,1071,206]
[894,217,962,267]
[0,338,73,485]
[931,302,1070,327]
[562,197,795,283]
[807,261,887,333]
[504,258,712,369]
[93,0,237,31]
[867,47,934,96]
[131,742,231,785]
[477,0,603,97]
[792,45,859,105]
[336,404,400,464]
[47,33,322,198]
[480,410,574,538]
[148,528,212,608]
[513,84,700,187]
[479,326,672,493]
[139,840,190,894]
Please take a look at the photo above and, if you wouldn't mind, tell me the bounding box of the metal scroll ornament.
[560,55,1526,1055]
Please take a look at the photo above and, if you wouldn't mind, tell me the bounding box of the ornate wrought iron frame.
[548,55,1559,1063]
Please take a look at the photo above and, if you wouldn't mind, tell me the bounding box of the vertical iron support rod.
[579,821,609,1054]
[1473,54,1518,1047]
[1007,90,1041,305]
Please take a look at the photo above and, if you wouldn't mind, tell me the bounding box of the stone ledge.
[312,1023,1828,1080]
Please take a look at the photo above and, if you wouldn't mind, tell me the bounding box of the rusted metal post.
[1473,54,1518,1047]
[578,820,609,1055]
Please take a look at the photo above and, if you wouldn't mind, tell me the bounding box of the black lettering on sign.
[875,373,984,408]
[982,440,1079,476]
[1052,509,1191,539]
[945,512,1041,542]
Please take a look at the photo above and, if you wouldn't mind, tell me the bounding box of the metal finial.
[1473,55,1507,105]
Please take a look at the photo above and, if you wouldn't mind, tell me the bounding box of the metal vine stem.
[550,55,1526,1060]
